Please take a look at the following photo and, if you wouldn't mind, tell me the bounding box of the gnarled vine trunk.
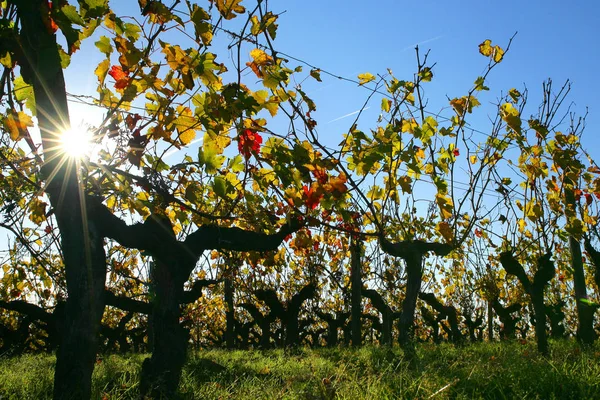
[350,237,363,347]
[15,2,108,398]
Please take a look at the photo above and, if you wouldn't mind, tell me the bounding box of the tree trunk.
[569,235,596,345]
[487,300,494,341]
[492,300,521,340]
[362,289,394,345]
[565,183,596,345]
[53,217,106,400]
[224,276,235,349]
[259,317,272,348]
[419,292,462,343]
[398,254,423,347]
[547,302,566,339]
[350,237,362,347]
[285,284,315,347]
[15,2,108,398]
[140,260,188,399]
[326,316,340,347]
[286,309,300,347]
[531,288,549,355]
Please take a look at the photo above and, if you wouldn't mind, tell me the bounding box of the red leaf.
[108,65,130,89]
[108,65,127,81]
[238,129,262,158]
[302,184,323,210]
[125,113,142,131]
[453,148,460,157]
[311,167,328,184]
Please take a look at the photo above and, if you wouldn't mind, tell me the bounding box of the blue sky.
[64,0,600,161]
[273,0,600,155]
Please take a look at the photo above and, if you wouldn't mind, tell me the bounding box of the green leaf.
[418,67,433,82]
[94,59,110,85]
[190,4,213,45]
[13,76,35,114]
[185,182,202,204]
[500,102,522,134]
[229,155,245,173]
[81,0,109,19]
[123,23,141,41]
[213,176,227,198]
[508,88,521,103]
[381,98,391,113]
[58,45,71,68]
[59,5,85,26]
[310,68,322,82]
[474,76,489,91]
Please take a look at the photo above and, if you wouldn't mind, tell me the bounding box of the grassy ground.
[1,340,599,399]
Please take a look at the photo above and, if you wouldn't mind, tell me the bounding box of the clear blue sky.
[65,0,600,160]
[274,0,600,155]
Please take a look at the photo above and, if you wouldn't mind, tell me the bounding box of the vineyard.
[0,1,599,399]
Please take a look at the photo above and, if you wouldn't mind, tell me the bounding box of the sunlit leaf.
[209,0,245,20]
[358,72,375,86]
[437,221,454,243]
[493,45,505,62]
[3,111,33,141]
[310,68,322,82]
[479,39,493,57]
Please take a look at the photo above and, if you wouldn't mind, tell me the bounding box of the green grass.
[1,340,599,399]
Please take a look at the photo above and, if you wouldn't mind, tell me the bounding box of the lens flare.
[60,127,92,159]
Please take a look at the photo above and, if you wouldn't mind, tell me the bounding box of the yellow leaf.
[500,102,522,134]
[161,43,191,73]
[28,198,47,225]
[329,173,348,196]
[401,118,417,133]
[249,48,273,66]
[174,106,197,145]
[95,59,110,84]
[179,129,196,146]
[518,218,526,233]
[436,193,454,220]
[450,96,480,116]
[149,125,170,140]
[263,101,279,117]
[381,98,391,113]
[398,175,412,194]
[357,72,375,86]
[470,155,478,164]
[493,45,505,62]
[444,283,455,296]
[479,39,493,57]
[3,111,33,141]
[437,221,454,243]
[367,186,383,201]
[210,0,245,20]
[415,147,426,161]
[419,67,433,82]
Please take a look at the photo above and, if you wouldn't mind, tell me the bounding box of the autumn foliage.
[0,1,599,399]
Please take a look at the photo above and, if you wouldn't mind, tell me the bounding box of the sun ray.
[59,127,93,159]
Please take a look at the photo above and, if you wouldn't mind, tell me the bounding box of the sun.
[59,127,93,159]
